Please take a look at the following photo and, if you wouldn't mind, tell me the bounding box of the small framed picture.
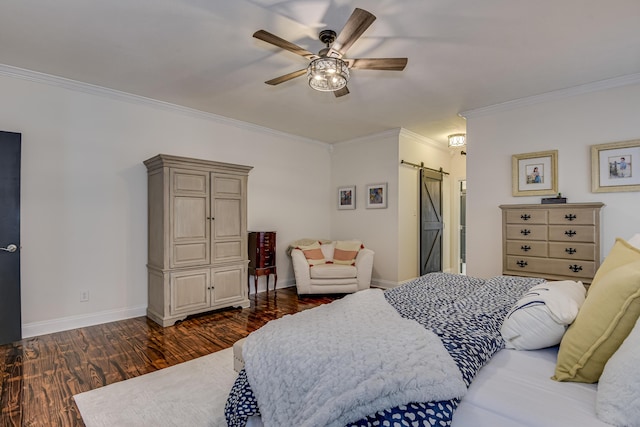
[366,183,387,209]
[337,185,356,210]
[591,139,640,193]
[512,150,558,196]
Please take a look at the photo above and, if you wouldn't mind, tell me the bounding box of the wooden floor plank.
[0,288,338,426]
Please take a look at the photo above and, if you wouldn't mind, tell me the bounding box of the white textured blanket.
[243,288,466,427]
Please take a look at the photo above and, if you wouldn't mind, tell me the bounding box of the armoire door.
[211,173,245,263]
[169,168,210,268]
[0,131,22,345]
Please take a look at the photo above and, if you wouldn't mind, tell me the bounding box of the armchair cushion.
[296,241,326,266]
[333,240,363,265]
[310,264,358,279]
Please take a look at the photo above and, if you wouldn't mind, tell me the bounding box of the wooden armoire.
[144,154,252,326]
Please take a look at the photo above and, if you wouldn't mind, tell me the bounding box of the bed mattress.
[246,346,607,427]
[452,346,608,427]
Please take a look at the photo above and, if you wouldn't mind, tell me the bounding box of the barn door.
[0,131,22,345]
[420,169,443,275]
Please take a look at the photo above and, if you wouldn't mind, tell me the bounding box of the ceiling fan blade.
[265,69,307,85]
[333,86,350,97]
[328,8,376,57]
[253,30,317,60]
[348,58,408,71]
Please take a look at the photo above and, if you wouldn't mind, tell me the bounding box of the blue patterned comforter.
[225,273,544,427]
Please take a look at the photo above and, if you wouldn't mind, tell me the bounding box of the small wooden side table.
[248,231,277,295]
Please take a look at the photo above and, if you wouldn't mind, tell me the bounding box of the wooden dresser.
[248,231,277,294]
[500,203,604,283]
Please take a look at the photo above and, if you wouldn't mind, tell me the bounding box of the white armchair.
[290,240,374,295]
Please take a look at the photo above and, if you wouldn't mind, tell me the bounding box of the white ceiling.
[1,0,639,144]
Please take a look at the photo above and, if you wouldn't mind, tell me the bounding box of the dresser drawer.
[548,208,596,225]
[506,224,547,241]
[506,241,548,257]
[548,242,597,261]
[548,225,596,243]
[505,210,548,225]
[506,256,596,279]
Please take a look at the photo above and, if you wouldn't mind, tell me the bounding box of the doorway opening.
[459,180,467,275]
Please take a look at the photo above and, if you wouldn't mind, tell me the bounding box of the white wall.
[465,80,640,279]
[398,130,466,280]
[329,129,465,286]
[0,72,332,337]
[330,130,399,286]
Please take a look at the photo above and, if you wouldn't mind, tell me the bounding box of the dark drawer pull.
[565,247,577,255]
[520,214,531,221]
[569,264,583,273]
[520,229,531,236]
[521,245,531,252]
[564,230,577,237]
[516,260,528,268]
[565,214,577,221]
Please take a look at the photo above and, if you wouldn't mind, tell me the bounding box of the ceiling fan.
[253,8,408,97]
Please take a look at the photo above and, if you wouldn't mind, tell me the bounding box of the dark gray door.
[420,169,443,275]
[0,131,21,345]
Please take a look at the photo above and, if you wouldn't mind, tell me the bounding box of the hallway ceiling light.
[448,133,466,148]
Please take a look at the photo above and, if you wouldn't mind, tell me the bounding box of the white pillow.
[628,233,640,249]
[501,281,586,350]
[596,316,640,426]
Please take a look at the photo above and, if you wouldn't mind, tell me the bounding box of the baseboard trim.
[249,279,295,295]
[371,278,402,289]
[22,305,147,338]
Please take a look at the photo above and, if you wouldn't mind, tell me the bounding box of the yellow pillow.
[553,260,640,383]
[333,240,363,266]
[296,242,326,267]
[589,238,640,293]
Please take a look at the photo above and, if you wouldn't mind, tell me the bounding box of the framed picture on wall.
[366,183,387,209]
[591,139,640,193]
[512,150,558,196]
[337,185,356,210]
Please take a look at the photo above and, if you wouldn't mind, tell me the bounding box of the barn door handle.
[0,244,17,253]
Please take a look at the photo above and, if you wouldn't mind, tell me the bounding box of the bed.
[224,236,640,427]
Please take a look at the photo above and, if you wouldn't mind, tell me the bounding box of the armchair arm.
[355,248,374,291]
[290,249,312,294]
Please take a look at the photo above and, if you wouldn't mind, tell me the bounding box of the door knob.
[0,244,18,253]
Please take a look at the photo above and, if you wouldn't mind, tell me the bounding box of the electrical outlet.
[80,290,90,302]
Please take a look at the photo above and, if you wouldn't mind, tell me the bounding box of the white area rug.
[74,348,237,427]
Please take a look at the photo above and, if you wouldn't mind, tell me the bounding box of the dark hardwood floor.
[0,287,339,427]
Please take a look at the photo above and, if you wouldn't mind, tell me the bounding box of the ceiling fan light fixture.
[448,133,466,148]
[307,57,349,92]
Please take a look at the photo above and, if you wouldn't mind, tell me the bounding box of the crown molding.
[460,72,640,119]
[334,128,401,146]
[333,128,445,150]
[0,63,328,147]
[399,128,447,152]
